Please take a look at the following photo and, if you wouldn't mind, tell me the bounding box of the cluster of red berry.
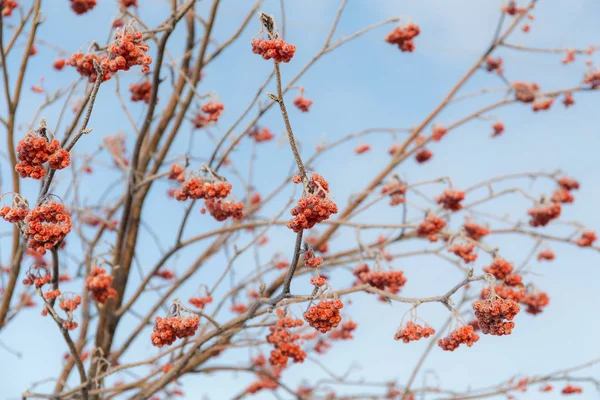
[431,125,448,141]
[188,296,213,309]
[0,204,28,223]
[129,81,152,103]
[249,126,275,142]
[105,28,152,74]
[552,176,579,204]
[528,202,561,227]
[584,69,600,89]
[513,81,540,103]
[246,375,279,394]
[150,315,201,348]
[436,189,465,211]
[415,148,433,164]
[16,133,70,179]
[266,316,306,366]
[59,294,82,313]
[562,385,583,394]
[174,178,232,201]
[382,181,407,206]
[251,39,296,63]
[353,264,407,295]
[532,97,554,112]
[154,270,175,280]
[69,0,96,14]
[481,286,550,315]
[310,276,327,287]
[44,289,61,299]
[24,202,72,255]
[492,121,505,137]
[473,297,520,336]
[354,144,371,154]
[66,53,111,83]
[303,250,323,268]
[394,322,435,343]
[463,220,490,241]
[483,258,514,280]
[563,92,575,107]
[119,0,138,7]
[287,174,338,232]
[202,199,244,221]
[193,102,224,128]
[448,243,478,263]
[2,1,18,17]
[576,230,597,247]
[438,325,480,351]
[562,49,576,64]
[537,249,555,261]
[304,299,344,333]
[293,96,313,112]
[329,320,357,340]
[385,24,421,52]
[168,165,186,182]
[486,57,504,74]
[85,267,117,304]
[22,266,51,288]
[502,1,527,15]
[416,214,446,242]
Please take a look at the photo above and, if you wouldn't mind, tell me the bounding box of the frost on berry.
[576,230,597,247]
[85,267,117,304]
[537,249,555,261]
[353,264,407,298]
[266,315,306,367]
[304,299,343,333]
[24,201,72,254]
[150,314,200,348]
[385,24,420,52]
[16,131,71,179]
[448,243,477,263]
[130,81,153,103]
[394,322,435,343]
[310,276,327,288]
[293,96,313,112]
[492,121,505,137]
[473,296,520,336]
[69,0,97,15]
[251,38,296,63]
[437,325,479,351]
[287,174,338,232]
[436,189,465,212]
[483,258,514,280]
[562,385,583,395]
[416,214,446,242]
[354,144,371,154]
[527,202,561,227]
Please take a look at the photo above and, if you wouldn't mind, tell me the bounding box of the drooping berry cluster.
[528,202,561,227]
[416,215,446,242]
[22,266,51,288]
[293,96,313,112]
[251,38,296,63]
[150,315,200,348]
[576,231,597,247]
[69,0,96,14]
[415,148,433,163]
[85,267,117,304]
[448,243,477,263]
[463,220,490,241]
[353,264,407,295]
[266,316,306,366]
[473,297,520,336]
[303,250,323,268]
[552,176,579,204]
[24,202,72,254]
[329,320,357,340]
[129,81,152,103]
[304,299,343,333]
[437,325,480,351]
[287,174,338,232]
[394,322,435,343]
[202,199,244,221]
[436,189,465,211]
[249,126,275,142]
[16,132,71,179]
[174,178,232,201]
[385,24,420,52]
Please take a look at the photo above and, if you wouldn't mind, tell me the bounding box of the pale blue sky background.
[1,0,600,399]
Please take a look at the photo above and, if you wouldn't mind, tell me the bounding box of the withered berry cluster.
[473,297,520,336]
[287,174,338,232]
[303,299,344,333]
[251,38,296,63]
[394,322,435,343]
[436,189,465,211]
[129,81,152,103]
[513,81,540,103]
[266,316,306,367]
[150,315,200,348]
[85,267,117,304]
[385,24,421,52]
[438,325,480,351]
[16,132,70,179]
[417,214,446,242]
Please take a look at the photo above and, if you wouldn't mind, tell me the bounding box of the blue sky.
[1,0,600,399]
